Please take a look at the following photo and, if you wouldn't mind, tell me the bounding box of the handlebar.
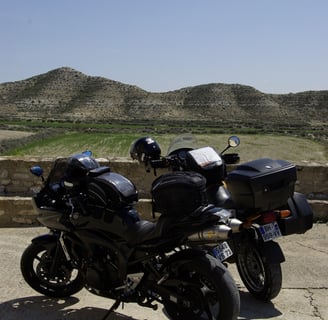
[144,149,240,176]
[221,153,240,165]
[149,153,240,170]
[149,158,169,169]
[149,154,183,170]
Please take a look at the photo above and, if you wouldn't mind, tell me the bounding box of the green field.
[3,131,327,164]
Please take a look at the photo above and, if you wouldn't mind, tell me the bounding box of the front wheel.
[236,242,282,301]
[163,253,240,320]
[20,241,84,298]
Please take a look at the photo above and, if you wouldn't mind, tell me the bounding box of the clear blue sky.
[1,0,327,93]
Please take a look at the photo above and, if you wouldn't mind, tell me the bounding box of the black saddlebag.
[278,192,313,235]
[151,171,208,216]
[226,158,297,211]
[87,171,138,211]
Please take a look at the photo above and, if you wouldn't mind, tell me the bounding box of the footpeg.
[138,299,158,310]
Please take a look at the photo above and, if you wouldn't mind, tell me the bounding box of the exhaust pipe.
[188,224,232,242]
[228,218,243,233]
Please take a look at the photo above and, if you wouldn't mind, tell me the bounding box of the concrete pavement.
[0,224,327,320]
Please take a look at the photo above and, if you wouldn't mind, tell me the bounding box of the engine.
[84,248,121,294]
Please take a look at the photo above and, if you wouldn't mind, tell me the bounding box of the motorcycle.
[130,135,314,301]
[21,151,241,320]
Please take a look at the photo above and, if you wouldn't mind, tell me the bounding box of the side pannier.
[151,171,208,216]
[278,192,313,235]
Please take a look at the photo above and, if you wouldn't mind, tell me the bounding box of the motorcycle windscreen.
[167,134,198,156]
[46,157,69,185]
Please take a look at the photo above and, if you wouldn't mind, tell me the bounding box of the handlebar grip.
[150,159,168,168]
[222,153,240,164]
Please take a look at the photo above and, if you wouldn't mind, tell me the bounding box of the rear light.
[260,211,277,224]
[259,210,291,224]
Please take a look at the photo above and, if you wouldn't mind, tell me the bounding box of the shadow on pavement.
[238,291,282,319]
[0,295,137,320]
[0,291,283,320]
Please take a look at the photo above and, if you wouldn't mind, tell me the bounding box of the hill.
[0,67,327,133]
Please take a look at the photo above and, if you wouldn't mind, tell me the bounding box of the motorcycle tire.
[236,243,282,301]
[163,253,240,320]
[20,242,85,298]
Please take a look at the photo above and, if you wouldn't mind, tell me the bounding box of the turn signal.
[278,210,291,218]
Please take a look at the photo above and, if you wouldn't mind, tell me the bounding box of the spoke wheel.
[236,243,282,301]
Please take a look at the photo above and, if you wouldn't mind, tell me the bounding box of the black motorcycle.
[130,135,314,301]
[21,151,241,320]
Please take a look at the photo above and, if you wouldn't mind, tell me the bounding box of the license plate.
[212,241,233,262]
[259,222,282,242]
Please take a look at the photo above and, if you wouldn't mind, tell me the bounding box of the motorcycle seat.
[125,215,175,246]
[125,220,156,245]
[88,166,111,177]
[124,205,221,246]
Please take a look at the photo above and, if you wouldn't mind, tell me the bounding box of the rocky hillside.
[0,67,327,127]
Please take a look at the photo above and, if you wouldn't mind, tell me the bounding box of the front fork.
[58,232,72,261]
[32,231,72,277]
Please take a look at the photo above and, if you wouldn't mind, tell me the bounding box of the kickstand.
[101,299,121,320]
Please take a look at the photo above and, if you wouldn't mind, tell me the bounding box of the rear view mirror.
[30,166,43,177]
[82,150,92,157]
[221,136,241,154]
[228,136,240,148]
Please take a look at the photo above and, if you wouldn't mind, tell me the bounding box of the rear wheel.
[21,242,84,298]
[236,242,282,301]
[162,253,240,320]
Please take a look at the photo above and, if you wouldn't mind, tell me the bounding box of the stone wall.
[0,157,166,198]
[0,157,327,226]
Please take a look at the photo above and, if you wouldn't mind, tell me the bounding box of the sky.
[0,0,327,94]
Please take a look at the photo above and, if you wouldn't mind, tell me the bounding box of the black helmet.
[65,151,99,184]
[130,137,161,164]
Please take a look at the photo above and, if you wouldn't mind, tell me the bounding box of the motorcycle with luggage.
[130,135,314,301]
[21,151,241,320]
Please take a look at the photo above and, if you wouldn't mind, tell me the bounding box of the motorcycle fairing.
[31,233,58,248]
